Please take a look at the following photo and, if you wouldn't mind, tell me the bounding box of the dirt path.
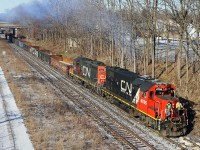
[0,38,120,149]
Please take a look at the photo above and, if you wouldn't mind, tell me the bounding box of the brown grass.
[0,39,120,150]
[54,138,64,150]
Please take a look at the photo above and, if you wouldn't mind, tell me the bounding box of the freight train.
[8,36,188,137]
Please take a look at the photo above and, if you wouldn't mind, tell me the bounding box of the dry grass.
[26,117,38,131]
[54,138,64,150]
[9,82,24,104]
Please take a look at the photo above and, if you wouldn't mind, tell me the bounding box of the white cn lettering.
[140,99,147,105]
[83,66,91,77]
[121,80,132,96]
[100,75,105,79]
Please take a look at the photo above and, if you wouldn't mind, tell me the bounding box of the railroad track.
[10,43,188,149]
[80,89,187,150]
[171,136,200,149]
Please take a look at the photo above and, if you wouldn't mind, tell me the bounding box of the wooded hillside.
[1,0,200,103]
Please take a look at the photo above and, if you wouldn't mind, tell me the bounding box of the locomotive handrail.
[70,72,161,121]
[155,101,161,119]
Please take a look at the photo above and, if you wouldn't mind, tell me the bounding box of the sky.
[0,0,35,13]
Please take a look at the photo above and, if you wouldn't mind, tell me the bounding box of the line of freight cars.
[9,36,73,76]
[9,36,188,137]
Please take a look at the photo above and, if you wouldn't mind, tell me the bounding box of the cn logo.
[100,75,105,79]
[121,80,132,96]
[83,66,91,77]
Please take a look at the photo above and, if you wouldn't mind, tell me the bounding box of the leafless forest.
[1,0,200,102]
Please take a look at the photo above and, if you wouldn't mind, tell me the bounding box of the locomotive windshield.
[155,88,175,97]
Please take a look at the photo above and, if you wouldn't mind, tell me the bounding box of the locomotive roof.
[134,75,167,92]
[74,56,105,66]
[133,78,155,92]
[74,56,92,62]
[87,60,105,66]
[107,67,138,78]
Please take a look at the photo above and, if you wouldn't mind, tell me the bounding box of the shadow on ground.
[179,97,196,135]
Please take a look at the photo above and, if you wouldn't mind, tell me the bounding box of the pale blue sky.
[0,0,35,13]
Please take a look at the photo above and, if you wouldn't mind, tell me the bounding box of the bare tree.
[164,0,192,85]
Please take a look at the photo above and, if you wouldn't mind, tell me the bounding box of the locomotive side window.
[171,90,175,97]
[150,91,154,99]
[163,89,175,97]
[142,92,146,98]
[99,69,104,73]
[164,90,170,95]
[76,61,80,66]
[155,90,163,95]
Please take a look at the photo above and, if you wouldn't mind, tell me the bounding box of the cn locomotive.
[70,56,188,136]
[8,36,188,136]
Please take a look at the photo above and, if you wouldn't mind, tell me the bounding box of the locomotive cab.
[71,56,106,88]
[134,77,188,136]
[72,56,92,76]
[151,85,188,136]
[148,85,187,119]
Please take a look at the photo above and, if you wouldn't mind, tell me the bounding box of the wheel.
[128,107,134,116]
[165,127,171,137]
[140,114,145,121]
[101,91,105,97]
[109,96,114,104]
[181,124,187,135]
[160,129,167,136]
[84,82,87,88]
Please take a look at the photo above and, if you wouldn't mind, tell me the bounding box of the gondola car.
[51,55,63,69]
[38,50,52,64]
[51,56,72,76]
[23,42,32,51]
[30,46,39,57]
[18,41,24,48]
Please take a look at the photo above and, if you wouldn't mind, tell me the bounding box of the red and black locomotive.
[72,56,106,88]
[70,56,188,136]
